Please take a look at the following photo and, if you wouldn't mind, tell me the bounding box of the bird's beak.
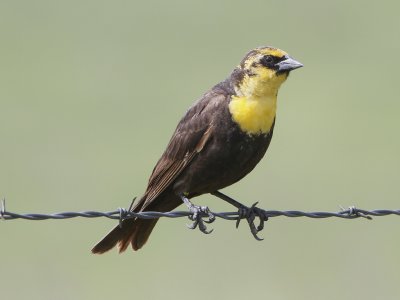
[276,56,303,72]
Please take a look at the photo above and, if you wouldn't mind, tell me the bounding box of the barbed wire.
[2,197,400,239]
[1,197,400,222]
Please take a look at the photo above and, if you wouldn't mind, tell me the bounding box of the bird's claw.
[186,205,215,234]
[236,202,268,241]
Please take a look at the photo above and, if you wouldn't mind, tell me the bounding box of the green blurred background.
[1,0,399,299]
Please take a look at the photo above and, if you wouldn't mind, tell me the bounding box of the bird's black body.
[92,46,302,254]
[92,79,274,253]
[173,82,275,197]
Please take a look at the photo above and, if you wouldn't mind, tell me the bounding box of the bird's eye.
[261,55,275,67]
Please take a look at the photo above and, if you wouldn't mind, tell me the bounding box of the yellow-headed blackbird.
[92,46,302,254]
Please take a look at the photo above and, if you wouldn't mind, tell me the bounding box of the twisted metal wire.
[1,198,399,222]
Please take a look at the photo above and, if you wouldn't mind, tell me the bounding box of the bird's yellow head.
[234,46,303,97]
[229,47,302,135]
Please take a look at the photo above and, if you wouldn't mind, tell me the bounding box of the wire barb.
[127,197,137,212]
[118,208,127,228]
[117,197,137,227]
[0,198,5,220]
[339,205,373,220]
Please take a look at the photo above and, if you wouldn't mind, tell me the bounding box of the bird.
[91,46,303,254]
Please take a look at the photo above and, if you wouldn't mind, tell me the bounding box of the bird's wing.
[136,91,228,211]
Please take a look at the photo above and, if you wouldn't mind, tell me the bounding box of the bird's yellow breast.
[228,68,286,135]
[229,95,277,135]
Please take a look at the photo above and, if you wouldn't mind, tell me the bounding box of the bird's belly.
[173,127,273,196]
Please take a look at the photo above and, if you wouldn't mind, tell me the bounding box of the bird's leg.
[211,191,268,241]
[180,194,215,234]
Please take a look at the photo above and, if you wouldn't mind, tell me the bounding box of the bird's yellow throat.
[229,69,288,135]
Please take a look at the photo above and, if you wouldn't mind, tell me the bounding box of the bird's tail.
[91,217,158,254]
[91,192,181,254]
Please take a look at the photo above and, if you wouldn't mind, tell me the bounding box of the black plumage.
[92,47,302,253]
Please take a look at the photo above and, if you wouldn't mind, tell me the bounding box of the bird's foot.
[210,191,268,241]
[180,194,215,234]
[236,202,268,241]
[187,204,215,234]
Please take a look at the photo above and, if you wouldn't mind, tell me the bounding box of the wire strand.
[1,199,399,222]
